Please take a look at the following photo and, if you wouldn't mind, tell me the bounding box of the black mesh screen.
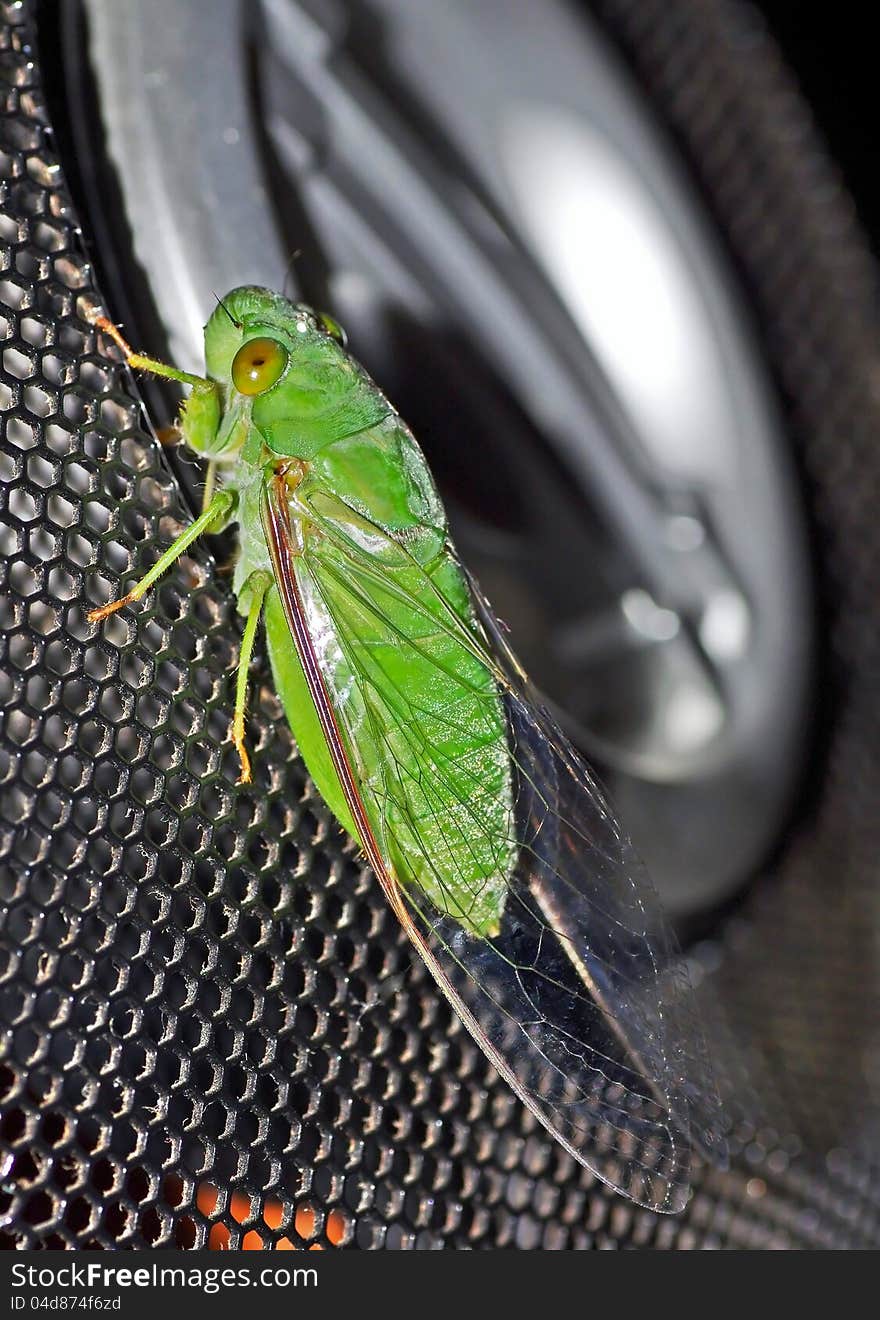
[3,0,880,1249]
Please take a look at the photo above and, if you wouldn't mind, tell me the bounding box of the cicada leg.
[86,308,223,464]
[86,304,235,620]
[86,310,212,393]
[87,489,235,623]
[231,572,273,784]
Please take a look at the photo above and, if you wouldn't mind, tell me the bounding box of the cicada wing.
[462,562,728,1153]
[264,479,727,1212]
[386,676,727,1212]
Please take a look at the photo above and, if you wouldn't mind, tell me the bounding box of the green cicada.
[87,288,725,1212]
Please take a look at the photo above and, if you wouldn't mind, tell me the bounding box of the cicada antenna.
[282,249,303,301]
[211,291,241,328]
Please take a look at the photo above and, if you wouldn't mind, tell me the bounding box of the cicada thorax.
[274,456,308,493]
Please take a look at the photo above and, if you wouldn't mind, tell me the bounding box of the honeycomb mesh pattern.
[2,0,880,1248]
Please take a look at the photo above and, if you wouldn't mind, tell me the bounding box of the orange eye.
[318,311,347,346]
[231,337,288,395]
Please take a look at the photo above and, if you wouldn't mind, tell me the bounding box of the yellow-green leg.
[232,572,272,784]
[86,310,212,392]
[201,460,218,512]
[86,309,222,456]
[87,489,235,623]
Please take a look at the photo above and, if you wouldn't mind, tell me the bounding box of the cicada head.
[204,287,387,466]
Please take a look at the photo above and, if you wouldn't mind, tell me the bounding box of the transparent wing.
[264,477,727,1212]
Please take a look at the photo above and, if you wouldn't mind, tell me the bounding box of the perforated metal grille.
[2,0,880,1249]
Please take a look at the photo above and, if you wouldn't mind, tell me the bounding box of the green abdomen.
[266,530,515,938]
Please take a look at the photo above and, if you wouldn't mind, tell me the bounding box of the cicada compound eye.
[232,337,289,396]
[318,311,348,346]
